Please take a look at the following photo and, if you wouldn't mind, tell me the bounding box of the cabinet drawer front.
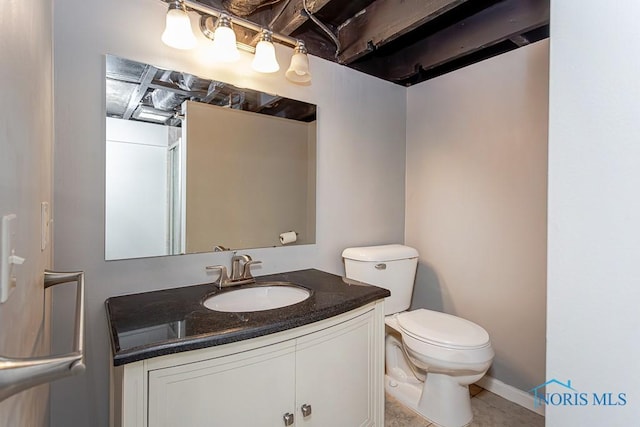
[148,341,296,427]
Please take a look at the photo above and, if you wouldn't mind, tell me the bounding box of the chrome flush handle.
[375,263,386,270]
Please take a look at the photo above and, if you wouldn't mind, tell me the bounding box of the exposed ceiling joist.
[201,82,224,103]
[222,0,267,16]
[190,0,550,86]
[123,66,156,120]
[147,80,201,97]
[367,0,549,83]
[337,0,470,64]
[270,0,333,36]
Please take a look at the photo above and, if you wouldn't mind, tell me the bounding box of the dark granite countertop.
[105,269,389,366]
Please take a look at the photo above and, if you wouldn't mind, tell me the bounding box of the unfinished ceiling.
[108,0,548,126]
[195,0,549,86]
[106,55,317,126]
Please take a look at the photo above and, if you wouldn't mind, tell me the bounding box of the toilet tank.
[342,244,419,315]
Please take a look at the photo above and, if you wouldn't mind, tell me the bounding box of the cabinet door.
[295,310,376,427]
[148,341,296,427]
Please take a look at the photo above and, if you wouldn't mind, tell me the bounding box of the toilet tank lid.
[342,244,418,262]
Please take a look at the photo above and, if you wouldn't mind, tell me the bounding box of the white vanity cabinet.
[110,301,385,427]
[148,342,296,426]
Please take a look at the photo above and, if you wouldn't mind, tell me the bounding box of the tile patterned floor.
[385,384,544,427]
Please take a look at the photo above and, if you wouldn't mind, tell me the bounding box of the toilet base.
[385,374,424,418]
[385,372,473,427]
[384,320,490,427]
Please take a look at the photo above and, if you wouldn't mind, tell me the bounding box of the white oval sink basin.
[203,283,311,312]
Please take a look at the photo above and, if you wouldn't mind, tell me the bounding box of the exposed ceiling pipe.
[183,0,298,47]
[301,0,341,59]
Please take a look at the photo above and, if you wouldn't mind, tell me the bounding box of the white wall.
[406,40,548,393]
[106,118,170,259]
[52,0,406,425]
[0,0,53,425]
[547,1,640,425]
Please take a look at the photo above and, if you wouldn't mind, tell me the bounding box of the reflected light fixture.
[161,1,197,50]
[285,41,311,83]
[251,30,280,74]
[211,14,240,62]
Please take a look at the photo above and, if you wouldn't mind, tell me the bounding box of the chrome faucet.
[206,254,262,288]
[230,254,251,280]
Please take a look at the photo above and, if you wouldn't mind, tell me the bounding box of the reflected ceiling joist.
[106,55,317,126]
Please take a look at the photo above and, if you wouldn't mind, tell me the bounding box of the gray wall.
[405,40,549,392]
[0,0,53,425]
[51,0,406,425]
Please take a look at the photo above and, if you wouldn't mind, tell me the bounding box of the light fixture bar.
[182,0,298,48]
[199,15,255,53]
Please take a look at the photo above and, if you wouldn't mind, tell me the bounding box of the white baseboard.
[476,376,546,417]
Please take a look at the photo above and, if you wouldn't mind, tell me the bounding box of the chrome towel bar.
[0,270,85,402]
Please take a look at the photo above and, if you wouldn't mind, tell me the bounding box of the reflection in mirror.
[105,55,316,260]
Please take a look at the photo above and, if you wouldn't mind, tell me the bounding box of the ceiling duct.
[151,89,184,111]
[178,72,203,91]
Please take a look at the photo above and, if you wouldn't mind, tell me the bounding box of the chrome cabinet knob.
[283,412,294,426]
[301,403,312,417]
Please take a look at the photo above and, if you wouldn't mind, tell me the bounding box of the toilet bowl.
[342,244,494,427]
[385,310,494,427]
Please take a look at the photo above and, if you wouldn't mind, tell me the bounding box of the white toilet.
[342,244,494,427]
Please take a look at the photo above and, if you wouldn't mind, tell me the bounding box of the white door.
[148,341,296,427]
[295,311,376,427]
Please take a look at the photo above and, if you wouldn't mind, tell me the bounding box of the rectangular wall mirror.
[105,55,317,261]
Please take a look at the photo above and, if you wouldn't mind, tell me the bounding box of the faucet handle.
[205,265,230,288]
[241,260,262,279]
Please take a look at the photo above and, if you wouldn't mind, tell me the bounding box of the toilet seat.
[397,309,490,350]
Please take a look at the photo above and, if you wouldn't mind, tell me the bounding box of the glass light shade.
[211,24,240,62]
[252,37,280,73]
[286,51,311,83]
[161,6,197,50]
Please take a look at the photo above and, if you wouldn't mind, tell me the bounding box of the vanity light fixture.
[161,1,197,50]
[285,41,311,83]
[160,0,312,84]
[210,14,240,63]
[251,30,279,74]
